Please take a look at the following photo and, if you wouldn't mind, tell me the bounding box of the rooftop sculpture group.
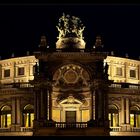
[56,13,85,39]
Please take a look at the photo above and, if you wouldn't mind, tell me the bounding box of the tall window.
[4,69,10,77]
[130,106,140,127]
[22,104,34,127]
[130,70,136,78]
[116,67,122,76]
[109,105,119,127]
[0,106,11,128]
[18,67,24,76]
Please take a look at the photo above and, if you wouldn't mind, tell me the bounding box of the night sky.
[0,3,140,60]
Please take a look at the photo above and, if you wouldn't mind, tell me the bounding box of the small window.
[130,70,136,78]
[116,67,122,76]
[4,69,10,77]
[18,67,24,75]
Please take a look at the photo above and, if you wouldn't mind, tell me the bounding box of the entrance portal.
[66,111,76,123]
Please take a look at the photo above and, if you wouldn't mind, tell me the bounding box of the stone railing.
[109,82,140,89]
[0,127,11,132]
[0,82,34,89]
[110,126,121,132]
[131,127,140,132]
[20,127,33,132]
[55,122,87,128]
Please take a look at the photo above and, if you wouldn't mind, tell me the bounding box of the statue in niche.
[56,13,85,39]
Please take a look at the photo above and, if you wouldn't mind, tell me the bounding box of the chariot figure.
[56,13,85,39]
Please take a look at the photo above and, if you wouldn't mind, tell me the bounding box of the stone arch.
[109,104,120,111]
[52,62,91,81]
[22,104,34,127]
[108,104,119,127]
[53,63,90,88]
[0,105,12,128]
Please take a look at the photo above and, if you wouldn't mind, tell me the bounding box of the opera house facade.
[0,14,140,136]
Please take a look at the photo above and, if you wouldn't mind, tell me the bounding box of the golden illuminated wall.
[0,55,140,84]
[105,56,140,84]
[0,56,38,84]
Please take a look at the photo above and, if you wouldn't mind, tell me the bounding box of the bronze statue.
[56,13,85,39]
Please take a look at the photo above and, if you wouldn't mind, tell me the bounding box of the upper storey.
[106,56,140,84]
[0,55,140,84]
[0,56,37,84]
[56,13,86,49]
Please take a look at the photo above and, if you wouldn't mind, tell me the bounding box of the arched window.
[0,105,11,128]
[108,105,119,127]
[130,106,140,127]
[22,104,34,127]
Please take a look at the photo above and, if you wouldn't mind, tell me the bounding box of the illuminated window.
[4,69,10,77]
[130,70,136,78]
[130,106,140,127]
[18,67,24,75]
[0,106,11,128]
[109,105,119,127]
[116,67,122,76]
[22,104,34,127]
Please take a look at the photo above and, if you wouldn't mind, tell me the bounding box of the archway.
[108,104,119,127]
[22,104,34,127]
[130,105,140,127]
[0,105,11,128]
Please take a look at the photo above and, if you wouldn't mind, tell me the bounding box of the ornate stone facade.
[0,14,140,136]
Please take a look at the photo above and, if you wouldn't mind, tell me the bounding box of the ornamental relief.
[129,96,140,102]
[53,64,90,88]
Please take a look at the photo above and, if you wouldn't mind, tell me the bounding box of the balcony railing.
[20,127,33,132]
[0,127,11,132]
[110,126,121,132]
[131,127,140,132]
[109,82,140,89]
[0,82,34,89]
[55,122,87,128]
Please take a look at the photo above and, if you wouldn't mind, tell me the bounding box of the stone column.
[121,97,125,124]
[43,88,48,121]
[97,89,104,120]
[49,89,52,120]
[16,97,21,125]
[95,89,99,121]
[36,90,41,121]
[90,90,94,120]
[40,89,44,119]
[126,98,130,124]
[95,88,105,126]
[11,98,16,124]
[119,111,121,126]
[11,97,16,131]
[16,97,21,131]
[34,91,37,120]
[121,97,128,131]
[126,97,131,131]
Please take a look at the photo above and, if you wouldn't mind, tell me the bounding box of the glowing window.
[22,104,34,127]
[0,106,11,128]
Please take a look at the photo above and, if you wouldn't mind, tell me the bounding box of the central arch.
[52,64,91,123]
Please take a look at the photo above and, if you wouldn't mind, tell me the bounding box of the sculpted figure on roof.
[56,13,85,39]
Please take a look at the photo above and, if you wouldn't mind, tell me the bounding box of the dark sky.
[0,3,140,59]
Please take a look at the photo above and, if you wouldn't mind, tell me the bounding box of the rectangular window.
[18,67,24,75]
[130,69,136,78]
[116,67,122,76]
[4,69,10,77]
